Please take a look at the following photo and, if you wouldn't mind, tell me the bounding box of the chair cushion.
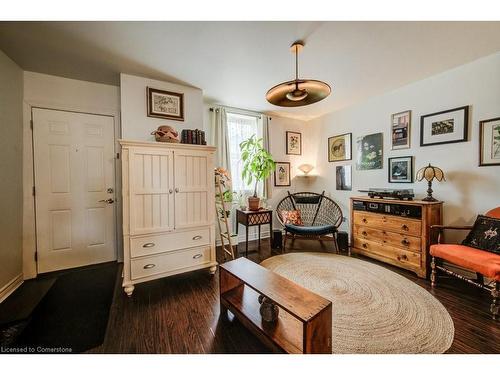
[285,224,336,236]
[430,244,500,281]
[461,215,500,254]
[281,210,304,226]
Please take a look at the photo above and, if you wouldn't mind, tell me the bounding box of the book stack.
[181,129,207,145]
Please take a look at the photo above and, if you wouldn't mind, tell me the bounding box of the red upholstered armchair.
[430,207,500,320]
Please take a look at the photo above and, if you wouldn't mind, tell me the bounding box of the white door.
[33,108,116,273]
[174,150,213,229]
[128,147,175,235]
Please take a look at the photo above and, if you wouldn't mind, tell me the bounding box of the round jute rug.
[260,252,454,354]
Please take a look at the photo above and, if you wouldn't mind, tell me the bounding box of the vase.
[258,295,279,323]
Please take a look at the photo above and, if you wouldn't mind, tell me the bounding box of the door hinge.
[116,153,120,160]
[30,119,33,130]
[32,186,36,196]
[34,252,38,262]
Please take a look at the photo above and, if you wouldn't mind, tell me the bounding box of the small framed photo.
[356,132,383,170]
[274,162,291,187]
[147,87,184,121]
[328,133,352,162]
[391,110,411,150]
[336,165,352,191]
[388,156,413,183]
[479,117,500,167]
[286,131,302,155]
[420,106,468,147]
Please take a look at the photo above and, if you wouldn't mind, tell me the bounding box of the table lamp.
[298,164,314,176]
[416,164,445,202]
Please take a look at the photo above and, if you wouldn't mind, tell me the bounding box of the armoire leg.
[209,265,217,275]
[124,285,135,297]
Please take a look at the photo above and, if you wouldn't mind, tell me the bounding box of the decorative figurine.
[258,295,279,323]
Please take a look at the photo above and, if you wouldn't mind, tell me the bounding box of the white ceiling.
[1,21,500,120]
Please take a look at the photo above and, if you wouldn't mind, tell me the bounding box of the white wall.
[121,73,204,141]
[310,52,500,235]
[0,50,23,300]
[23,72,121,278]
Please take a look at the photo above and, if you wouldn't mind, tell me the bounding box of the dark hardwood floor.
[88,238,500,354]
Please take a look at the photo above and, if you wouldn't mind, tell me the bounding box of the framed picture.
[328,133,352,162]
[388,156,413,183]
[286,131,302,155]
[147,87,184,121]
[356,133,383,170]
[391,110,411,150]
[336,165,352,191]
[479,117,500,167]
[420,106,469,147]
[274,162,291,187]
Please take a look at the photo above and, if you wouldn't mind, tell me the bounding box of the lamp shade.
[416,164,445,182]
[298,164,314,175]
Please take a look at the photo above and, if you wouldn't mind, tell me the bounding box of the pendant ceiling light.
[266,41,331,107]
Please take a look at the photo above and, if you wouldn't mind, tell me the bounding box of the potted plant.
[240,135,276,211]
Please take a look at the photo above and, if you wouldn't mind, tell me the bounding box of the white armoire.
[120,140,217,296]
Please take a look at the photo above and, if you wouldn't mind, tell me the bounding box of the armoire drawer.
[353,211,421,236]
[353,238,421,269]
[353,225,422,252]
[130,227,210,258]
[130,246,211,280]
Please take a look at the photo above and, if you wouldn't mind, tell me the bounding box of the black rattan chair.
[276,191,343,252]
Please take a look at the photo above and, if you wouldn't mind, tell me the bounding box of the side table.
[236,209,273,257]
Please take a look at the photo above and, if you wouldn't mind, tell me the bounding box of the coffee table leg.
[258,225,261,249]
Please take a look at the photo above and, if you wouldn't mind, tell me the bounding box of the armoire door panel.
[129,148,174,235]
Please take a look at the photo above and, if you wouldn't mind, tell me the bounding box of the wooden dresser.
[120,140,217,296]
[350,196,442,278]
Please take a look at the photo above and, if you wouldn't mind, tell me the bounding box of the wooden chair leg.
[491,281,499,320]
[333,232,339,254]
[430,256,438,287]
[283,230,287,253]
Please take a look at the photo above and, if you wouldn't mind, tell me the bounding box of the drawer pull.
[401,239,410,246]
[362,243,368,249]
[401,224,409,231]
[192,235,203,241]
[143,264,156,269]
[361,231,368,236]
[193,253,203,259]
[142,243,155,248]
[362,218,368,224]
[397,255,408,262]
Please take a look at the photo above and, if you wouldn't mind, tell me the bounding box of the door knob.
[175,188,179,193]
[99,198,115,204]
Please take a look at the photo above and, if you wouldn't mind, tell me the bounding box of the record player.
[358,188,414,200]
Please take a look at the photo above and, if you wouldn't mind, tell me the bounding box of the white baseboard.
[0,273,23,304]
[216,230,272,247]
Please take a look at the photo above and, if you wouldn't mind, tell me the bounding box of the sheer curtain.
[209,106,231,174]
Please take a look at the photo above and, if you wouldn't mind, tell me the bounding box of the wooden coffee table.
[219,257,332,354]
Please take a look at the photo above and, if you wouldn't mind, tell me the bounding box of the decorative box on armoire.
[350,196,443,278]
[120,140,217,296]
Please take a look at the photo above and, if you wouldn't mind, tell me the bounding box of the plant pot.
[247,196,260,211]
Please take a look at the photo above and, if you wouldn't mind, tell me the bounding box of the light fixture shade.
[416,164,445,182]
[266,80,331,107]
[298,164,314,175]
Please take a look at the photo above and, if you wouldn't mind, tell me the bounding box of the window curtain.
[261,115,272,199]
[209,106,231,176]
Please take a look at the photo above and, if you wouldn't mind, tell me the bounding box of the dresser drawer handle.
[362,243,368,249]
[193,253,203,259]
[142,243,155,248]
[401,224,409,231]
[401,239,410,246]
[362,218,368,223]
[192,235,203,240]
[143,264,156,269]
[362,231,368,236]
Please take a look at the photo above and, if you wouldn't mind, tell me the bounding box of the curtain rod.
[209,105,271,120]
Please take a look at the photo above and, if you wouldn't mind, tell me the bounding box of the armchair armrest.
[431,225,473,244]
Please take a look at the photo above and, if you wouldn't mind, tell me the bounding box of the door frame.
[23,103,122,279]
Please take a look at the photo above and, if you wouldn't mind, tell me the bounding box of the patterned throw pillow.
[462,215,500,254]
[281,210,304,226]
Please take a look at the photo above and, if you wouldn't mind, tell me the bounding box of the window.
[226,112,263,195]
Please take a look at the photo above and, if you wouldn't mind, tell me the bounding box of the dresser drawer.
[353,212,421,236]
[130,246,211,280]
[353,238,421,269]
[354,225,422,252]
[130,227,210,258]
